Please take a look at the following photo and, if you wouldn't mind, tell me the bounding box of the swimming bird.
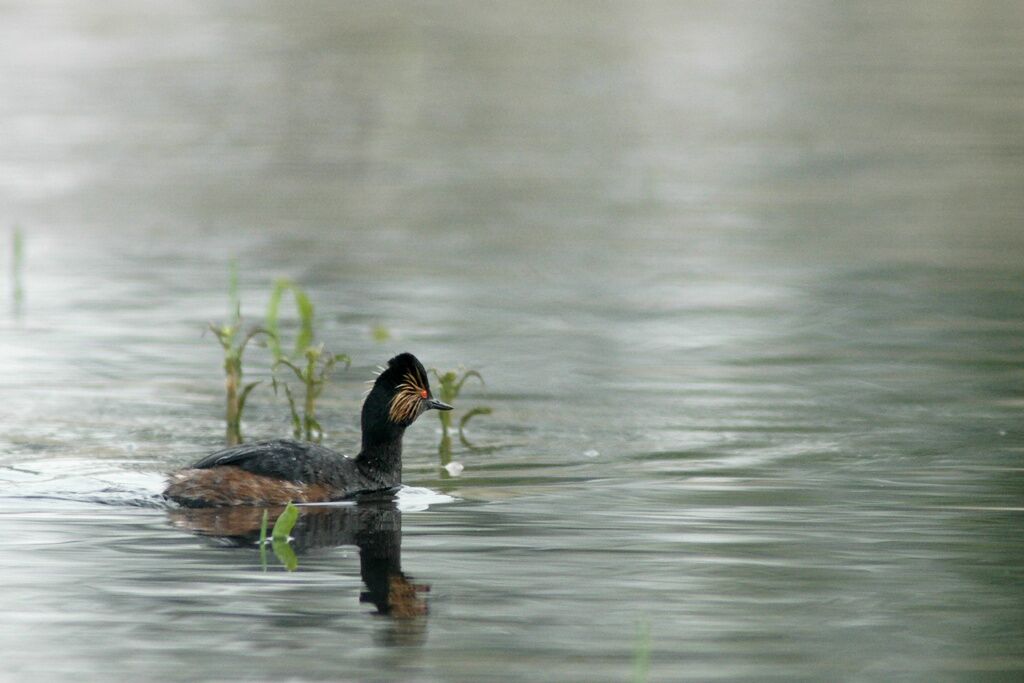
[164,352,451,507]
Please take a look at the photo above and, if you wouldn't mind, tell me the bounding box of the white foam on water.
[395,485,456,511]
[443,461,465,476]
[0,459,169,507]
[0,460,455,511]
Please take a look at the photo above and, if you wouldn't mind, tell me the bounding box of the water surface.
[1,1,1023,680]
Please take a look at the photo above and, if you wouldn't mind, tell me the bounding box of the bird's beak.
[426,398,453,411]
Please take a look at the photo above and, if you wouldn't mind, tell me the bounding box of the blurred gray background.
[1,2,1023,681]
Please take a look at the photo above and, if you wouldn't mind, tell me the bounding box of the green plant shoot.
[209,260,272,445]
[458,406,493,437]
[274,344,350,442]
[209,307,270,446]
[272,537,298,571]
[265,279,314,361]
[632,620,651,683]
[269,502,299,571]
[429,367,491,445]
[266,280,349,443]
[272,502,299,541]
[259,509,269,570]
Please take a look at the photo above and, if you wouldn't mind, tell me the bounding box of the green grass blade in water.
[459,406,492,433]
[271,537,299,571]
[632,621,650,683]
[272,502,299,542]
[259,509,269,571]
[269,503,299,571]
[265,279,315,360]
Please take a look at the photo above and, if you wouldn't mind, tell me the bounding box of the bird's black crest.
[376,353,431,424]
[388,352,421,371]
[385,353,427,384]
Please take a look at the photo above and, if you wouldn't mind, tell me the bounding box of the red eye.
[420,389,428,399]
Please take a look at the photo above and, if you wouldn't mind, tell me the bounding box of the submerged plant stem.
[430,367,490,460]
[632,621,650,683]
[211,322,268,446]
[11,227,24,312]
[266,280,349,443]
[258,509,269,570]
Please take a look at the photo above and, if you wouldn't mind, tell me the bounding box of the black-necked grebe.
[164,352,451,507]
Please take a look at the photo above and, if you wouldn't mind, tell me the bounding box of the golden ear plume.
[388,369,428,423]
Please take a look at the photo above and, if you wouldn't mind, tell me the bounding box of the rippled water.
[1,1,1023,680]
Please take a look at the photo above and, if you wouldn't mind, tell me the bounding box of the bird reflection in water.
[169,499,429,636]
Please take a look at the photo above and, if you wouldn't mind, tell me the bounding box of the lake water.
[1,1,1023,681]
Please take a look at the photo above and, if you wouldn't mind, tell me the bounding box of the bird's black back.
[190,438,358,486]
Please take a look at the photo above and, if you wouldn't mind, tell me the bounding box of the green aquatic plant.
[271,537,298,571]
[210,321,268,446]
[430,367,491,459]
[208,259,272,446]
[437,431,455,474]
[266,279,350,443]
[271,502,300,570]
[265,279,314,361]
[632,620,650,683]
[272,501,299,541]
[456,406,493,444]
[259,509,269,569]
[258,503,300,571]
[274,344,350,442]
[210,263,270,446]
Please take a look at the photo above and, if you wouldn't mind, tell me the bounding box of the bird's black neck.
[356,430,404,486]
